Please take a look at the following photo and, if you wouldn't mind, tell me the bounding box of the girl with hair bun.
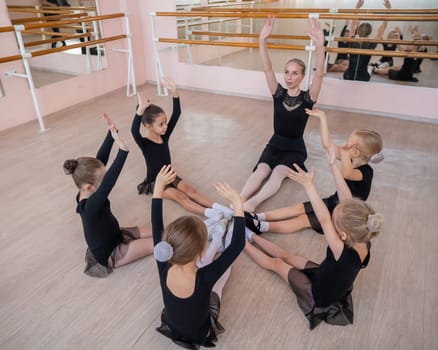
[63,114,154,277]
[245,108,383,236]
[244,148,383,329]
[151,165,246,348]
[132,78,230,221]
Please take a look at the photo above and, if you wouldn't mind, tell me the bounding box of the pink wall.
[0,0,132,131]
[1,0,437,132]
[142,1,438,121]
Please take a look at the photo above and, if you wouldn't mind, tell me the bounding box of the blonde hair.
[353,129,383,162]
[164,216,208,265]
[333,199,383,245]
[63,157,104,188]
[285,58,306,75]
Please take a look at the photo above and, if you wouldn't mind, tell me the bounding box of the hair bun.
[367,213,384,233]
[154,241,173,262]
[370,152,384,164]
[63,159,78,175]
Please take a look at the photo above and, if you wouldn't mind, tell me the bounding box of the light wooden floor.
[0,84,437,350]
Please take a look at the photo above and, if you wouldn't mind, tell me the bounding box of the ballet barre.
[157,37,438,60]
[156,11,438,21]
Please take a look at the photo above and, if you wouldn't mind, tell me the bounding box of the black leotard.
[131,98,181,184]
[152,198,245,347]
[344,41,377,81]
[255,84,315,170]
[304,244,370,307]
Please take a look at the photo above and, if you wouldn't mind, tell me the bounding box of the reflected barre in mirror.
[6,0,106,88]
[169,0,438,89]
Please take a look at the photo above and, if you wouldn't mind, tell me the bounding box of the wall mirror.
[175,0,438,89]
[6,0,107,88]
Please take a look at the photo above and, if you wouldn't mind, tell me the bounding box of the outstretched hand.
[136,91,151,115]
[103,113,128,151]
[154,165,176,196]
[214,182,243,214]
[305,108,326,119]
[307,18,325,47]
[355,0,364,9]
[383,0,391,9]
[287,164,315,188]
[259,16,275,42]
[161,77,177,95]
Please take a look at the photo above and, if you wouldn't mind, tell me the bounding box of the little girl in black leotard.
[131,79,229,219]
[244,149,384,329]
[151,166,245,348]
[63,114,154,277]
[245,109,383,236]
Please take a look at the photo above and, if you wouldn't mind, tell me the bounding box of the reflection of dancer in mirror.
[132,79,232,219]
[63,114,154,277]
[245,109,383,236]
[343,0,391,81]
[152,166,245,348]
[44,0,71,48]
[374,26,425,82]
[244,150,384,329]
[369,27,402,70]
[327,21,351,73]
[240,16,325,212]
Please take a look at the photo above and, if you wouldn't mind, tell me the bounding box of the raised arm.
[162,78,181,136]
[287,164,344,259]
[87,117,128,210]
[305,108,340,158]
[376,0,391,39]
[131,92,151,146]
[259,17,278,95]
[151,165,177,245]
[203,183,245,283]
[327,144,352,202]
[350,0,364,37]
[307,18,325,102]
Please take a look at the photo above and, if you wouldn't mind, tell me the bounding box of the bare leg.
[114,238,154,268]
[262,203,306,221]
[267,215,311,234]
[252,235,308,269]
[244,241,293,283]
[163,187,207,216]
[240,163,272,201]
[138,224,152,238]
[177,180,213,208]
[244,165,290,212]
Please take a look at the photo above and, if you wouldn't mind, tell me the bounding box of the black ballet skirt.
[156,292,224,349]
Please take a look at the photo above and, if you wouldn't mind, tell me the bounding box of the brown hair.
[164,216,208,265]
[333,199,383,245]
[353,129,383,162]
[142,104,165,125]
[63,157,103,188]
[357,23,372,38]
[285,58,306,75]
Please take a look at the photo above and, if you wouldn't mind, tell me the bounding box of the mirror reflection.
[6,0,107,88]
[176,0,438,88]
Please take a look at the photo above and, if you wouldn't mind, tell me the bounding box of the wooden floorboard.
[0,83,437,350]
